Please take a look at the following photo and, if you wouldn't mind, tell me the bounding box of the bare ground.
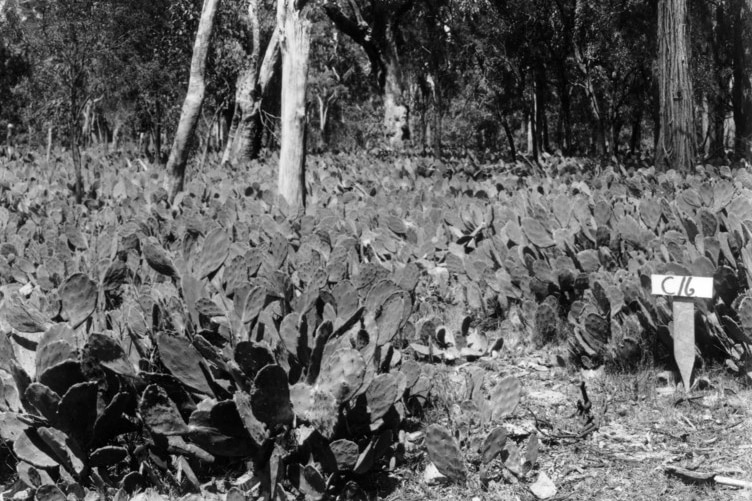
[385,349,752,501]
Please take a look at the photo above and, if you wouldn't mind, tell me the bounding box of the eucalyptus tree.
[276,0,313,211]
[322,0,415,147]
[730,0,752,160]
[221,0,279,165]
[164,0,221,201]
[656,0,696,171]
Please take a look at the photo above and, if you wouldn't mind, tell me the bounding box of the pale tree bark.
[656,0,696,171]
[222,0,281,165]
[382,23,409,148]
[164,0,220,201]
[277,0,311,212]
[46,125,53,163]
[574,44,606,156]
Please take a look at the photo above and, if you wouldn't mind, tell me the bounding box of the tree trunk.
[535,67,549,152]
[154,122,162,164]
[557,74,572,154]
[383,48,409,148]
[46,125,53,163]
[530,89,539,160]
[574,44,606,156]
[502,119,516,158]
[277,0,311,212]
[70,122,83,204]
[164,0,220,201]
[526,110,534,154]
[629,109,642,155]
[700,94,709,157]
[382,17,410,148]
[222,0,281,165]
[656,0,696,171]
[432,83,442,157]
[731,0,752,160]
[611,120,621,156]
[5,124,13,157]
[709,94,726,158]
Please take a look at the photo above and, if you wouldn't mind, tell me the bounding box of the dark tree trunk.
[432,83,442,157]
[629,109,642,154]
[535,67,549,152]
[731,0,752,160]
[502,119,516,159]
[656,0,696,171]
[70,122,83,204]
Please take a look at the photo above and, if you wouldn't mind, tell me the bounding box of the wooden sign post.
[651,275,713,392]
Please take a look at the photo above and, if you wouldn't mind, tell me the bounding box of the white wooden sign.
[651,275,713,299]
[651,274,714,393]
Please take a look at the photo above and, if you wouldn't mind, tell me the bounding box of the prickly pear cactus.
[480,427,507,464]
[58,273,97,329]
[365,373,400,422]
[316,348,366,403]
[196,227,230,279]
[156,333,213,395]
[142,238,179,278]
[486,375,522,422]
[534,303,557,346]
[521,218,555,248]
[289,382,338,438]
[425,424,466,482]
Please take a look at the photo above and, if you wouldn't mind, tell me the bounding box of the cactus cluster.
[422,371,537,487]
[0,199,431,499]
[2,145,752,498]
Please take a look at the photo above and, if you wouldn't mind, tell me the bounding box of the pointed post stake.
[651,275,714,392]
[672,298,695,391]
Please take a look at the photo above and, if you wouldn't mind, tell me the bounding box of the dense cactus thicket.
[1,153,752,497]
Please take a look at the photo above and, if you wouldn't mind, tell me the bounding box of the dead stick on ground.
[715,476,752,489]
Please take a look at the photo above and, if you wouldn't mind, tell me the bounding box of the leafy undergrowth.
[0,151,750,500]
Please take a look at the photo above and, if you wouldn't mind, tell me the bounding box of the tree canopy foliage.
[0,0,750,164]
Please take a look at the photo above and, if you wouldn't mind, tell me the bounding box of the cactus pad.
[1,294,48,333]
[365,373,400,421]
[481,427,507,464]
[139,384,190,436]
[13,430,58,468]
[290,382,338,438]
[157,333,213,395]
[38,360,85,397]
[251,365,294,429]
[58,273,97,329]
[24,383,61,425]
[521,218,555,248]
[330,439,359,471]
[82,332,135,378]
[35,341,75,379]
[376,293,405,345]
[533,303,557,346]
[197,227,230,278]
[142,239,178,278]
[488,375,522,421]
[89,445,128,468]
[317,348,366,404]
[425,424,466,482]
[56,382,98,448]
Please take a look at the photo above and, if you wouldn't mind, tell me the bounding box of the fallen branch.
[665,465,752,489]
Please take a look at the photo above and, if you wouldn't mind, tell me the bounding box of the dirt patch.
[388,351,752,501]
